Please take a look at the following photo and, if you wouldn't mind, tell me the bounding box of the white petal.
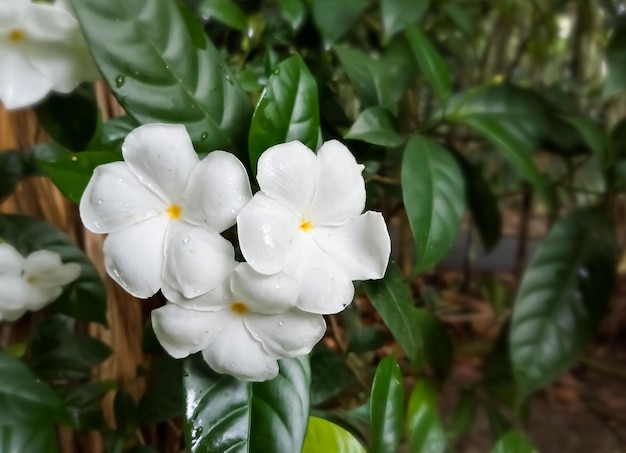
[23,250,81,287]
[162,221,236,300]
[256,141,317,213]
[23,2,76,41]
[201,319,279,381]
[151,304,227,359]
[163,277,232,312]
[0,0,26,32]
[0,47,51,110]
[80,162,166,234]
[122,124,199,202]
[183,151,252,232]
[237,193,300,275]
[245,309,326,358]
[309,140,366,225]
[24,286,62,311]
[0,244,24,276]
[312,212,391,281]
[230,263,297,314]
[103,217,168,298]
[0,275,36,310]
[0,307,28,322]
[287,235,355,314]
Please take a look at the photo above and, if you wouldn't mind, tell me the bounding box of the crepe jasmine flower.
[237,140,391,315]
[0,0,100,110]
[80,123,252,300]
[0,243,80,321]
[151,262,326,381]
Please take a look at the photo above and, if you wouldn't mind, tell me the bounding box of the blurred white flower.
[237,140,391,314]
[80,123,252,300]
[0,243,80,321]
[0,0,100,110]
[151,262,326,381]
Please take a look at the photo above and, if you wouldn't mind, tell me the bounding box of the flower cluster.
[0,243,81,321]
[0,0,99,110]
[80,123,391,381]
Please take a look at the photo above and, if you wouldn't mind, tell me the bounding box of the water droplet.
[278,320,284,326]
[183,371,189,377]
[225,74,233,85]
[96,199,103,205]
[115,74,125,88]
[183,236,191,244]
[200,132,208,141]
[112,266,122,278]
[230,362,235,367]
[93,220,102,230]
[71,155,78,162]
[144,208,158,217]
[124,203,130,208]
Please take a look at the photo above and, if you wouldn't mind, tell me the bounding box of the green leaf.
[401,135,465,272]
[137,358,183,424]
[0,152,22,203]
[446,391,477,439]
[37,151,122,204]
[114,390,138,435]
[0,214,108,325]
[312,0,368,47]
[381,0,429,42]
[604,25,626,99]
[310,345,355,406]
[415,309,452,380]
[491,431,536,453]
[55,381,114,430]
[561,115,610,167]
[302,417,366,453]
[345,107,404,147]
[370,356,404,453]
[34,86,99,152]
[72,0,252,155]
[406,380,446,453]
[198,0,247,31]
[510,208,618,399]
[89,116,139,152]
[278,0,306,31]
[0,423,58,453]
[484,403,513,444]
[405,25,452,103]
[454,152,501,251]
[462,115,555,212]
[248,54,320,172]
[184,355,310,452]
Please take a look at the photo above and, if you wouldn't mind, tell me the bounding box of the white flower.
[80,123,252,300]
[0,243,80,321]
[0,0,100,110]
[237,140,391,314]
[151,262,326,381]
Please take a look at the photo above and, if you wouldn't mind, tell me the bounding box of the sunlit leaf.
[302,417,366,453]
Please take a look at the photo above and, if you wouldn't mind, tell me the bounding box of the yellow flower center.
[231,302,248,315]
[27,275,37,284]
[166,204,182,219]
[8,29,26,42]
[299,220,313,232]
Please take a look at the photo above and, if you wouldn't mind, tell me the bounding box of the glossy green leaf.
[401,135,465,272]
[302,417,366,453]
[345,107,404,147]
[72,0,252,155]
[462,115,555,211]
[278,0,306,31]
[310,345,355,406]
[55,381,114,430]
[0,423,58,453]
[510,208,618,399]
[491,431,536,453]
[0,215,108,325]
[198,0,247,31]
[405,25,452,102]
[0,152,22,203]
[312,0,368,47]
[561,115,610,167]
[37,151,122,204]
[249,54,320,172]
[34,86,99,152]
[370,356,403,453]
[381,0,429,41]
[406,380,446,453]
[184,355,310,453]
[604,25,626,99]
[89,115,139,152]
[446,391,478,439]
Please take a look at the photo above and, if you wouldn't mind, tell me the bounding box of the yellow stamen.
[27,275,37,284]
[299,220,313,232]
[9,29,26,42]
[166,204,182,219]
[231,302,248,315]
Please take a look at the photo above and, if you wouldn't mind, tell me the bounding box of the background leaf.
[406,380,447,453]
[198,0,247,31]
[491,430,536,453]
[277,0,306,31]
[0,423,58,453]
[603,25,626,99]
[312,0,368,47]
[381,0,429,42]
[345,107,404,148]
[370,356,403,453]
[302,417,366,453]
[0,152,22,203]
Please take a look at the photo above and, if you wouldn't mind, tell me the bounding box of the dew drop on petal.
[96,199,103,205]
[183,236,191,244]
[230,362,235,368]
[278,320,284,326]
[93,221,102,230]
[144,208,158,217]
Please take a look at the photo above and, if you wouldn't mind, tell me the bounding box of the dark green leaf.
[198,0,247,31]
[480,324,518,409]
[0,214,108,325]
[510,208,618,399]
[249,54,320,172]
[55,381,115,430]
[370,356,403,453]
[0,152,22,203]
[72,0,252,155]
[345,107,404,148]
[484,404,513,445]
[405,25,452,102]
[37,151,122,204]
[561,115,610,167]
[137,358,183,424]
[381,0,429,42]
[184,355,310,452]
[302,417,366,453]
[114,390,138,435]
[446,391,477,439]
[34,86,99,152]
[278,0,306,31]
[604,26,626,99]
[89,116,139,152]
[491,431,536,453]
[401,135,465,272]
[415,309,453,380]
[310,345,355,406]
[0,423,58,453]
[312,0,368,47]
[406,380,446,453]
